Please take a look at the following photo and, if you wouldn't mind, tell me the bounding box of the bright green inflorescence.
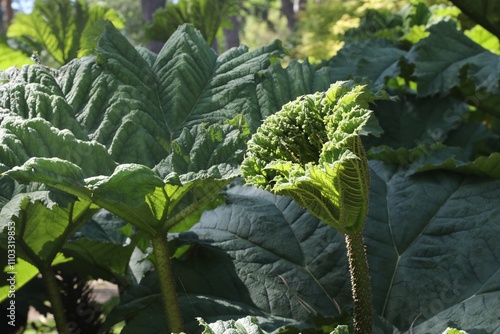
[242,80,390,235]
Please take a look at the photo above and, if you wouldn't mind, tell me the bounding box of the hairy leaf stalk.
[345,232,372,334]
[151,233,184,333]
[40,265,69,334]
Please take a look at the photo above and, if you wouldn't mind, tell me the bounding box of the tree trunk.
[223,15,240,50]
[141,0,167,53]
[296,0,307,13]
[5,0,13,27]
[281,0,307,31]
[0,4,4,36]
[281,0,296,31]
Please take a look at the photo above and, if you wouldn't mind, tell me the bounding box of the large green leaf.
[367,162,500,333]
[59,23,282,165]
[100,245,306,334]
[3,121,249,234]
[0,116,116,174]
[179,162,499,333]
[0,191,97,265]
[406,21,500,101]
[448,0,500,39]
[2,23,284,166]
[0,22,291,237]
[329,39,405,85]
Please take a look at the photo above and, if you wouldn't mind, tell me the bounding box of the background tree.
[141,0,166,52]
[6,0,124,67]
[0,5,4,36]
[144,0,238,52]
[87,0,144,45]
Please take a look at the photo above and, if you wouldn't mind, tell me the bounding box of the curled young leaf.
[242,80,390,234]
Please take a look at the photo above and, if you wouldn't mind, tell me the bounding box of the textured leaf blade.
[153,24,283,135]
[100,255,304,334]
[0,76,87,139]
[0,191,96,264]
[329,39,405,84]
[367,161,500,332]
[183,186,347,320]
[62,238,134,281]
[155,120,248,181]
[408,149,500,178]
[0,116,115,174]
[186,161,500,333]
[409,294,499,334]
[406,21,500,97]
[53,23,284,167]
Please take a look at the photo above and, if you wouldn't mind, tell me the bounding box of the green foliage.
[0,21,336,333]
[1,0,500,333]
[0,39,34,70]
[86,0,144,45]
[0,22,287,237]
[6,0,124,66]
[442,328,468,334]
[198,316,269,334]
[112,182,499,332]
[448,0,500,38]
[242,81,390,235]
[145,0,238,46]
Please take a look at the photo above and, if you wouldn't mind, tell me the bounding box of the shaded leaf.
[363,94,470,150]
[408,149,500,178]
[448,0,500,39]
[0,191,97,264]
[186,161,500,333]
[406,21,500,97]
[329,39,405,85]
[100,266,304,334]
[61,238,134,281]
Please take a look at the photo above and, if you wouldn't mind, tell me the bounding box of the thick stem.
[40,265,68,334]
[151,233,184,333]
[345,232,372,334]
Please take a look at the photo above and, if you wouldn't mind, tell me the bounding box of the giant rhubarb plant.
[0,20,349,332]
[242,80,392,333]
[0,22,286,333]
